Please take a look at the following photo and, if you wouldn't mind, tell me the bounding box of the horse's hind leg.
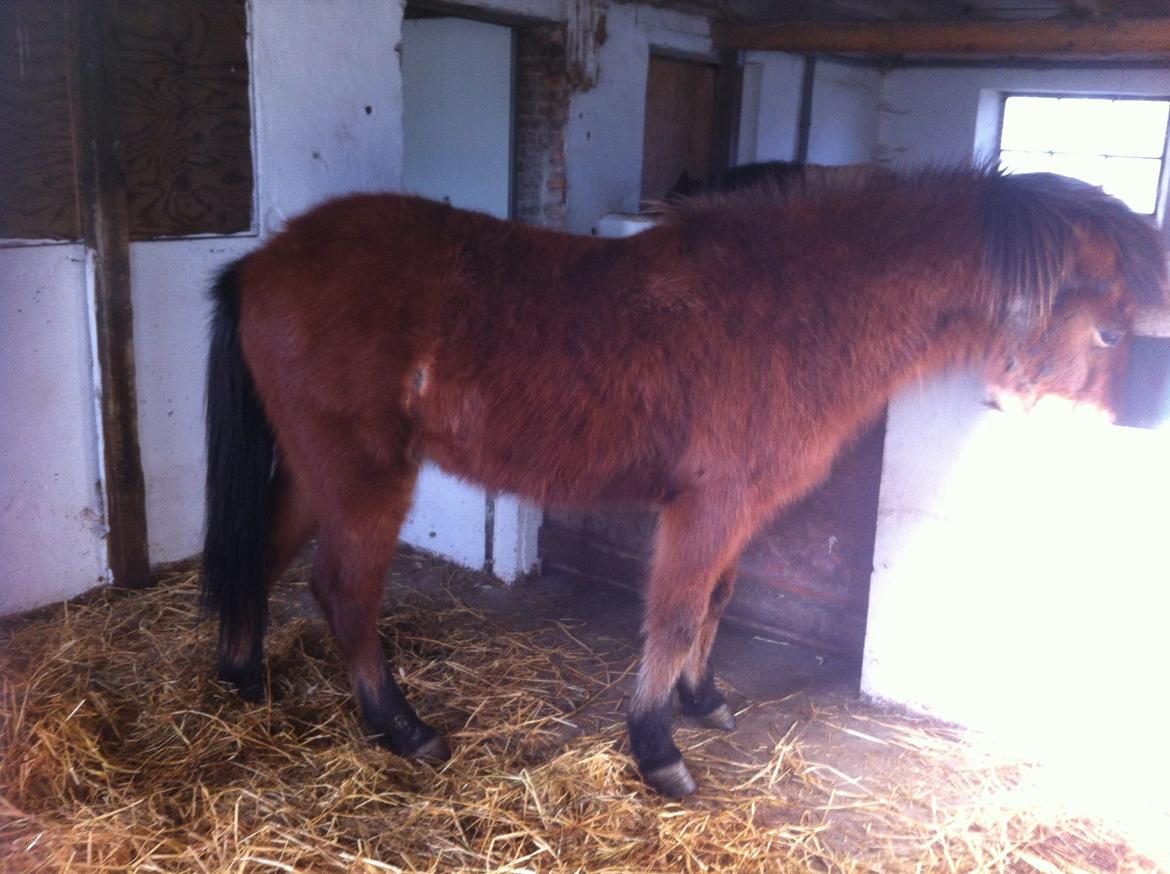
[675,560,739,731]
[628,495,752,797]
[310,463,448,761]
[217,462,317,701]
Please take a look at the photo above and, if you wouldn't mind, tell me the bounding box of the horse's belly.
[417,399,676,508]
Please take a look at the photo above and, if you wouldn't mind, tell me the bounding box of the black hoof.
[217,662,265,703]
[643,760,698,797]
[693,702,736,732]
[406,733,452,762]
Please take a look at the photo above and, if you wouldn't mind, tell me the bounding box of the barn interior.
[2,0,1169,870]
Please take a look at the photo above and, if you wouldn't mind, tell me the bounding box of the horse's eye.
[1095,328,1125,348]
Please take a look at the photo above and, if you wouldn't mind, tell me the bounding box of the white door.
[402,17,512,218]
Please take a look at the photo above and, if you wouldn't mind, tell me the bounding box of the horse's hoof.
[644,760,698,798]
[696,702,736,732]
[407,734,452,762]
[217,665,265,704]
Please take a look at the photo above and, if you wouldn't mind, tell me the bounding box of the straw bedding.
[1,551,1164,872]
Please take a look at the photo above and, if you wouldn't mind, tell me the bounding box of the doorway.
[640,53,719,202]
[401,15,513,218]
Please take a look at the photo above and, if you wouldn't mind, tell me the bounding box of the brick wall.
[513,25,569,228]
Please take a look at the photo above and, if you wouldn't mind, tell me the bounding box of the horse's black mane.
[978,169,1168,324]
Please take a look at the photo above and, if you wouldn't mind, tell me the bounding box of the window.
[999,95,1170,218]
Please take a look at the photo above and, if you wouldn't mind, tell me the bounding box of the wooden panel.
[0,0,252,242]
[113,0,252,239]
[540,420,886,659]
[0,0,81,240]
[641,55,716,203]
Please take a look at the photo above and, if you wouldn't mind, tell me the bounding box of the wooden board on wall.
[640,54,716,203]
[0,0,81,240]
[0,0,252,242]
[540,418,887,659]
[114,0,253,239]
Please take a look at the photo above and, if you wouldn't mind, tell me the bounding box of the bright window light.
[999,95,1170,215]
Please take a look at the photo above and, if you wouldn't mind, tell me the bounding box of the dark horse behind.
[203,165,1167,797]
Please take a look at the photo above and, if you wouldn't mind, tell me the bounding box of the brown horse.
[203,166,1167,797]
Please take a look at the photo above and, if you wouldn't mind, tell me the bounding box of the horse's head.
[986,284,1134,417]
[980,172,1169,420]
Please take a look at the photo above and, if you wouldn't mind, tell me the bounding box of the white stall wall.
[865,377,1170,742]
[130,239,255,562]
[808,60,881,165]
[249,0,405,230]
[863,64,1170,733]
[0,246,108,613]
[877,66,1170,166]
[737,54,882,167]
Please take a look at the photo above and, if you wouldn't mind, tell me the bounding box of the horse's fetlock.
[677,671,725,718]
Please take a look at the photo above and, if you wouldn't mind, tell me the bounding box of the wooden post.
[70,0,152,588]
[713,18,1170,56]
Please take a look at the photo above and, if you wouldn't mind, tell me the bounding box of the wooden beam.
[713,18,1170,56]
[70,0,152,589]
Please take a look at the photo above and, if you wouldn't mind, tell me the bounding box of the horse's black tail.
[203,257,274,696]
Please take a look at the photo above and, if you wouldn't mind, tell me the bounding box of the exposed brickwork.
[512,25,569,229]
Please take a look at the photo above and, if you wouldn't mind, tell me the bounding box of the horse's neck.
[788,232,992,420]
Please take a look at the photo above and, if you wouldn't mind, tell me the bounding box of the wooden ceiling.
[630,0,1170,60]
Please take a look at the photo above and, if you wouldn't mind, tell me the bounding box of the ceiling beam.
[713,17,1170,55]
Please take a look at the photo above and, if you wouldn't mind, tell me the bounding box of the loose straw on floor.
[1,553,1162,872]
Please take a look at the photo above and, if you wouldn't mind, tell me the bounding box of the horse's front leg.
[628,494,753,797]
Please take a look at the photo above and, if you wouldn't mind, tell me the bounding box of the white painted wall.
[248,0,406,231]
[807,60,881,165]
[2,0,411,613]
[738,54,882,166]
[864,377,1170,742]
[0,245,108,613]
[130,238,255,563]
[876,65,1170,167]
[863,64,1170,734]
